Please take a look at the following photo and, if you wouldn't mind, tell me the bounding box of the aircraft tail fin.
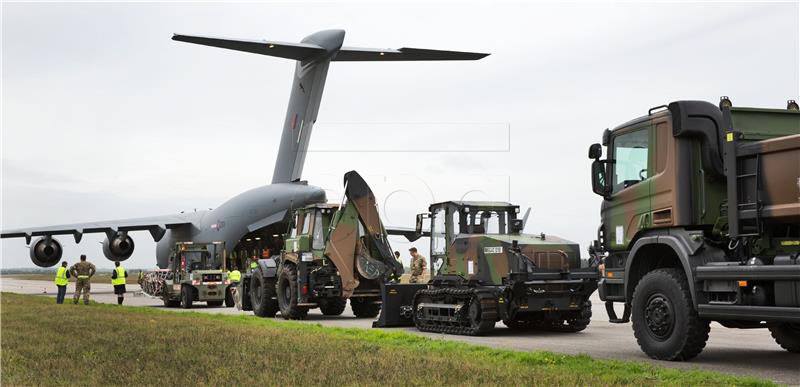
[173,30,488,184]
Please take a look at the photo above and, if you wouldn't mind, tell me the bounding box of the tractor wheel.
[251,273,279,318]
[631,268,709,361]
[319,298,347,316]
[180,286,193,309]
[276,264,308,320]
[207,300,224,307]
[769,323,800,353]
[350,298,381,318]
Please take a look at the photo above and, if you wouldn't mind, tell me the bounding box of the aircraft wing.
[0,215,193,244]
[385,226,430,242]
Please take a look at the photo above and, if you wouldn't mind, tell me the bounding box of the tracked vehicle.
[410,201,599,335]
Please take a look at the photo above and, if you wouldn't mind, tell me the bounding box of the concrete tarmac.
[2,277,798,384]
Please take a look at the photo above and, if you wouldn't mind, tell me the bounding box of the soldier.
[111,261,128,305]
[409,247,427,284]
[69,254,96,305]
[54,261,70,304]
[389,251,402,283]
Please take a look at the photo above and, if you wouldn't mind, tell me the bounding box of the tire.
[207,300,223,307]
[225,286,235,307]
[180,286,193,309]
[351,298,381,318]
[631,268,709,361]
[319,298,347,316]
[276,264,308,320]
[163,296,180,308]
[769,323,800,353]
[251,273,279,318]
[240,281,253,311]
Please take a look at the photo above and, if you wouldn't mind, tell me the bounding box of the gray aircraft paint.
[1,29,488,269]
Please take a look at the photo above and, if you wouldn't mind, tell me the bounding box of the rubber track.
[414,288,497,336]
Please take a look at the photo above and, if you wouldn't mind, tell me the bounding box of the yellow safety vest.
[250,261,258,270]
[54,267,68,286]
[111,266,126,286]
[228,270,241,282]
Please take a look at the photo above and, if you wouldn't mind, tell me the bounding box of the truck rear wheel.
[319,298,347,316]
[631,268,709,361]
[351,298,381,318]
[180,286,193,309]
[276,264,308,320]
[769,323,800,352]
[251,273,279,318]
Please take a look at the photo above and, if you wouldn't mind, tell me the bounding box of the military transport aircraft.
[1,29,487,269]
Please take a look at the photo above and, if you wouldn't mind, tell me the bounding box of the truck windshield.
[612,128,649,193]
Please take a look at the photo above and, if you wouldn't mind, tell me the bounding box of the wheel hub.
[644,293,674,340]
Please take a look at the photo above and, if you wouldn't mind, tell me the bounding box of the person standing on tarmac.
[249,255,259,272]
[54,261,70,304]
[111,261,128,305]
[70,255,96,305]
[409,247,427,284]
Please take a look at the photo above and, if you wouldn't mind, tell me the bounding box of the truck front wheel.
[276,264,308,320]
[250,273,279,318]
[631,268,709,361]
[769,323,800,352]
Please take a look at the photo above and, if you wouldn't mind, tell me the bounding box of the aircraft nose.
[306,188,326,204]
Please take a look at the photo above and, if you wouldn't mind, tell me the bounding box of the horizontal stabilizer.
[172,34,326,61]
[334,46,489,61]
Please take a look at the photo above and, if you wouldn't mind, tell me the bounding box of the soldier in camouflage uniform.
[409,247,427,284]
[70,254,96,305]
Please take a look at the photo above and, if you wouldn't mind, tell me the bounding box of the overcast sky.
[2,1,798,269]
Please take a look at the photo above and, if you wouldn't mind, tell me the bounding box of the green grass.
[1,293,771,386]
[8,273,140,285]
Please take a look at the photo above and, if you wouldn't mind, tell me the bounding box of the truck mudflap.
[372,282,427,327]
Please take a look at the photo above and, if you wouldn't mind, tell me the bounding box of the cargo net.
[138,270,174,298]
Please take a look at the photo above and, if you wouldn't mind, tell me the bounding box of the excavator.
[236,171,403,319]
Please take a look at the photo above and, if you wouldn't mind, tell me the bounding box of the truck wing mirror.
[588,143,602,159]
[591,160,611,197]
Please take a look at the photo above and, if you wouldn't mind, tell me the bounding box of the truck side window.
[290,215,299,238]
[612,128,650,193]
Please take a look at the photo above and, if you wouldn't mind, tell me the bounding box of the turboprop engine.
[102,232,135,261]
[29,236,63,267]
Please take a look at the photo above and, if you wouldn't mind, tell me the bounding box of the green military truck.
[589,98,800,360]
[162,241,230,308]
[400,201,598,335]
[239,171,404,319]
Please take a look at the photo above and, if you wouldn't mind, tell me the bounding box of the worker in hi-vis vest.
[54,261,70,304]
[111,261,128,305]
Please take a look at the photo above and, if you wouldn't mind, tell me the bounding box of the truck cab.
[589,98,800,360]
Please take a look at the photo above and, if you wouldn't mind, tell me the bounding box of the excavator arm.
[324,171,403,297]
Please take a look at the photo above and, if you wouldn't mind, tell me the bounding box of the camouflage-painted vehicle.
[162,241,229,308]
[239,171,403,319]
[408,201,599,335]
[589,98,800,360]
